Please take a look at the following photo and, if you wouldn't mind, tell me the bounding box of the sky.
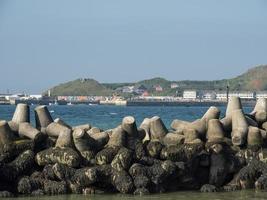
[0,0,267,93]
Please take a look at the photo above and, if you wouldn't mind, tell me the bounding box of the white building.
[202,92,216,100]
[216,92,255,100]
[183,90,197,99]
[256,92,267,99]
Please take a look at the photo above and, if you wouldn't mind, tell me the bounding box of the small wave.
[50,110,55,113]
[110,112,118,115]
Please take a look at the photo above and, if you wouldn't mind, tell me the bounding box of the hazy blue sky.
[0,0,267,93]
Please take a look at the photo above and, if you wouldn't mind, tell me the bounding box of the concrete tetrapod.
[121,116,140,149]
[35,105,53,131]
[9,103,30,132]
[247,126,263,148]
[231,109,249,146]
[150,116,168,141]
[139,118,151,143]
[18,122,46,144]
[221,97,243,132]
[206,119,225,143]
[54,118,72,129]
[251,98,267,125]
[0,120,14,146]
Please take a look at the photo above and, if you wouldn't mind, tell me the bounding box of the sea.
[2,104,267,200]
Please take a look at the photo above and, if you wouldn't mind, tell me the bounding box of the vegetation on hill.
[44,65,267,96]
[44,78,113,96]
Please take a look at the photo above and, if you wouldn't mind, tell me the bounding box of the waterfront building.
[256,91,267,99]
[216,92,255,100]
[183,90,198,99]
[202,92,216,100]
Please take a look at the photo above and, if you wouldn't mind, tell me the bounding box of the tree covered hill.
[44,65,267,96]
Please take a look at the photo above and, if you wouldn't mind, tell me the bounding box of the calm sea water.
[1,105,261,200]
[0,105,253,130]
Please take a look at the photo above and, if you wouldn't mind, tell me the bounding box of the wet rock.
[31,189,45,196]
[95,147,119,165]
[0,139,34,164]
[111,147,133,171]
[17,176,32,194]
[133,187,150,195]
[0,191,14,198]
[43,180,67,195]
[255,174,267,190]
[146,141,163,158]
[42,164,57,180]
[0,150,35,181]
[36,147,81,168]
[163,133,185,146]
[52,163,76,181]
[72,167,98,187]
[200,184,218,192]
[17,176,44,195]
[111,169,134,194]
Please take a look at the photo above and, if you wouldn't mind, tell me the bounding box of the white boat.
[67,102,72,105]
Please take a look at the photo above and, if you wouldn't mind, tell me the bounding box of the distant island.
[44,64,267,97]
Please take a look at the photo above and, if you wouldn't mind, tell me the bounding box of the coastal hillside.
[45,65,267,96]
[44,78,113,96]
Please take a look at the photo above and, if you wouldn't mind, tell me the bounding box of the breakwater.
[0,97,267,197]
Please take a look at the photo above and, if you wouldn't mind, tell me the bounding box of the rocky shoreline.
[1,97,267,197]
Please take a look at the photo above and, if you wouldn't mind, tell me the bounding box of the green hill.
[44,78,113,96]
[44,64,267,96]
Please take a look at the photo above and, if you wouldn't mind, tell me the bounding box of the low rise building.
[256,91,267,99]
[216,92,255,100]
[183,90,198,99]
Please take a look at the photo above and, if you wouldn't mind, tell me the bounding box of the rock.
[111,169,134,194]
[162,133,185,146]
[255,174,267,190]
[17,176,32,194]
[72,167,98,187]
[36,147,81,168]
[31,189,45,196]
[0,150,35,181]
[0,191,14,198]
[133,187,150,195]
[0,139,34,164]
[111,147,133,171]
[146,141,163,158]
[52,163,76,181]
[43,180,67,195]
[95,147,119,165]
[200,184,218,192]
[42,164,57,180]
